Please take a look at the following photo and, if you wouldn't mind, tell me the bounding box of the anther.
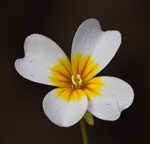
[71,74,83,89]
[71,75,77,86]
[77,74,81,80]
[77,74,82,86]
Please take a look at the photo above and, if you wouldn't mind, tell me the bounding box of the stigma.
[71,74,83,89]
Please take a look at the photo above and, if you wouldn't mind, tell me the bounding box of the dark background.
[1,0,149,144]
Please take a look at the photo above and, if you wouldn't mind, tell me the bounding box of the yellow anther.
[71,75,77,86]
[71,74,83,89]
[79,79,82,86]
[77,74,82,86]
[77,74,81,80]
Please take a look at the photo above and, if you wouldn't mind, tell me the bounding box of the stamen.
[79,79,82,86]
[77,74,81,80]
[71,75,77,86]
[71,74,83,89]
[77,74,82,86]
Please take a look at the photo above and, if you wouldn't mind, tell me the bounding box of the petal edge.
[43,88,88,127]
[88,76,134,121]
[15,34,71,86]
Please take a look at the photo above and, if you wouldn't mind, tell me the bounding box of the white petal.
[43,88,88,127]
[71,19,121,74]
[88,76,134,121]
[15,34,70,86]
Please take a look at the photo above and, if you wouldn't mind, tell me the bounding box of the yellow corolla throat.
[49,58,72,88]
[56,88,85,102]
[71,53,99,82]
[49,53,104,102]
[83,77,104,101]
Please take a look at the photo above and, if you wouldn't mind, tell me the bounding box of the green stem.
[80,119,89,144]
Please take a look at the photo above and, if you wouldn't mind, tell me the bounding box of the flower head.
[15,19,134,127]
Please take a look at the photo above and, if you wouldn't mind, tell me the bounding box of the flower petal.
[82,77,104,100]
[71,19,121,79]
[87,76,134,121]
[71,53,99,82]
[15,34,71,86]
[43,88,88,127]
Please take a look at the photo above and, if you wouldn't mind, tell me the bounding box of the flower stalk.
[80,119,89,144]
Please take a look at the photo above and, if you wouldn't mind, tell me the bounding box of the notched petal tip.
[77,18,102,33]
[81,18,100,24]
[14,58,23,76]
[72,19,122,75]
[25,33,45,40]
[104,30,122,46]
[24,34,45,49]
[119,83,134,111]
[113,30,122,43]
[15,32,71,86]
[87,76,134,121]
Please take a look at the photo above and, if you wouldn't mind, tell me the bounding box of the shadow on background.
[0,0,149,144]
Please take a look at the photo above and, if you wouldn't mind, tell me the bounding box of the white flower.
[15,19,134,127]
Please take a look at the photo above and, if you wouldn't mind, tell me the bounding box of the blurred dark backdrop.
[1,0,150,144]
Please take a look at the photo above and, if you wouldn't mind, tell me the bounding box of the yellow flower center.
[71,74,83,89]
[49,53,104,102]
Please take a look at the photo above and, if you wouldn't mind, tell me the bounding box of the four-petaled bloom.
[15,19,134,127]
